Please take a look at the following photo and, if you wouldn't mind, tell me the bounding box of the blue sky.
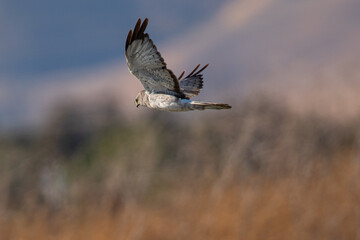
[0,0,221,82]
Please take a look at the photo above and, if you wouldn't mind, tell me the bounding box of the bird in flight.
[125,18,231,111]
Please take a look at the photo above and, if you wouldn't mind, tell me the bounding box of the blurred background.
[1,0,360,239]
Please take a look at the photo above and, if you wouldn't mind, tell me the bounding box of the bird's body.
[136,90,231,112]
[125,18,231,112]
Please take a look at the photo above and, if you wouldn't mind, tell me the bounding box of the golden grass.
[2,152,359,240]
[1,97,359,240]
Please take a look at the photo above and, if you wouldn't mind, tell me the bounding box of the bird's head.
[134,95,140,108]
[134,90,147,108]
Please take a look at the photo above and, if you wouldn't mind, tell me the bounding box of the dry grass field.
[1,97,359,240]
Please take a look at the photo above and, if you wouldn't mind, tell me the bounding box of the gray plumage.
[125,18,231,112]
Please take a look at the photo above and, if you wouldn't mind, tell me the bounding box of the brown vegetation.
[0,97,359,239]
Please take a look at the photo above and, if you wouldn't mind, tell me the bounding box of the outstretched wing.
[125,18,185,98]
[178,64,209,98]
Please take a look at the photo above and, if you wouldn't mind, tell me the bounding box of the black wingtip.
[126,18,149,51]
[184,64,209,79]
[178,70,185,80]
[138,18,148,39]
[185,64,200,79]
[125,30,132,50]
[194,64,209,76]
[131,18,142,43]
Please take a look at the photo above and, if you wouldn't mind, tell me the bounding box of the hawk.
[125,18,231,111]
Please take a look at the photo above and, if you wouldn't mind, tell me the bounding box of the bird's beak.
[136,104,140,108]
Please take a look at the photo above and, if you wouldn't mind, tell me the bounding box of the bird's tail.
[190,101,232,110]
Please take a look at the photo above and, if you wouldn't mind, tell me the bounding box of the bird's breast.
[147,94,189,112]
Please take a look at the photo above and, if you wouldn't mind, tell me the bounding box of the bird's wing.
[178,64,209,98]
[125,18,184,98]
